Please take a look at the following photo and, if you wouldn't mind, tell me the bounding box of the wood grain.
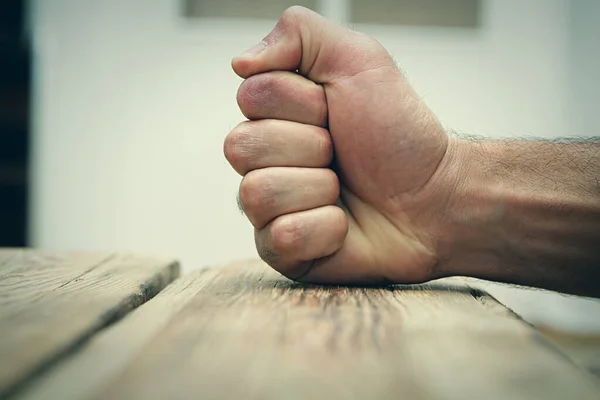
[0,250,179,399]
[17,260,600,400]
[537,325,600,379]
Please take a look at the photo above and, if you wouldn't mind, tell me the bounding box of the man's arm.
[438,138,600,297]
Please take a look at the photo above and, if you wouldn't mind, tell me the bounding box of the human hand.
[224,7,459,284]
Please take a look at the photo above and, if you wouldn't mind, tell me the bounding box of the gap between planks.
[0,251,179,399]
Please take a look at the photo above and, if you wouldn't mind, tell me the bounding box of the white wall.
[31,0,259,268]
[568,0,600,137]
[360,0,570,140]
[30,0,600,330]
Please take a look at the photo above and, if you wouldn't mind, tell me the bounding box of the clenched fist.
[224,6,456,284]
[222,7,600,297]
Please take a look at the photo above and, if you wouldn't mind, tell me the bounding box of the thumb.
[232,6,392,84]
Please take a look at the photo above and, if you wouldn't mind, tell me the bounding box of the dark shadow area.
[0,0,30,246]
[261,276,486,298]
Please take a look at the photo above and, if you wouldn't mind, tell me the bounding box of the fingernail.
[240,41,266,58]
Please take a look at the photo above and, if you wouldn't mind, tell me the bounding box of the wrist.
[431,138,507,281]
[432,137,600,296]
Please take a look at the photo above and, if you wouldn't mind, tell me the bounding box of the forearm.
[440,137,600,297]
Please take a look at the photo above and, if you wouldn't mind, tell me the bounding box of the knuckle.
[223,131,245,171]
[239,171,273,223]
[236,74,274,117]
[270,217,303,256]
[277,6,315,36]
[280,6,302,24]
[224,122,255,174]
[238,172,261,211]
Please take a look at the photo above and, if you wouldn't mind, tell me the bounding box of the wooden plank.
[537,325,600,378]
[16,260,600,400]
[16,269,212,400]
[0,250,179,399]
[0,248,25,279]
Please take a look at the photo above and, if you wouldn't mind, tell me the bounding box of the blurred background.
[1,0,599,362]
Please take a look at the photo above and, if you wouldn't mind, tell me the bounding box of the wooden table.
[1,250,599,399]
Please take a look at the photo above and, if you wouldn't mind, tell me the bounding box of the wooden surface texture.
[14,259,600,400]
[0,250,179,399]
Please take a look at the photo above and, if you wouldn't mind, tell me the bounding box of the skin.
[224,7,600,297]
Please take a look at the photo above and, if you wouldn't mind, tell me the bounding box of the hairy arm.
[438,137,600,297]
